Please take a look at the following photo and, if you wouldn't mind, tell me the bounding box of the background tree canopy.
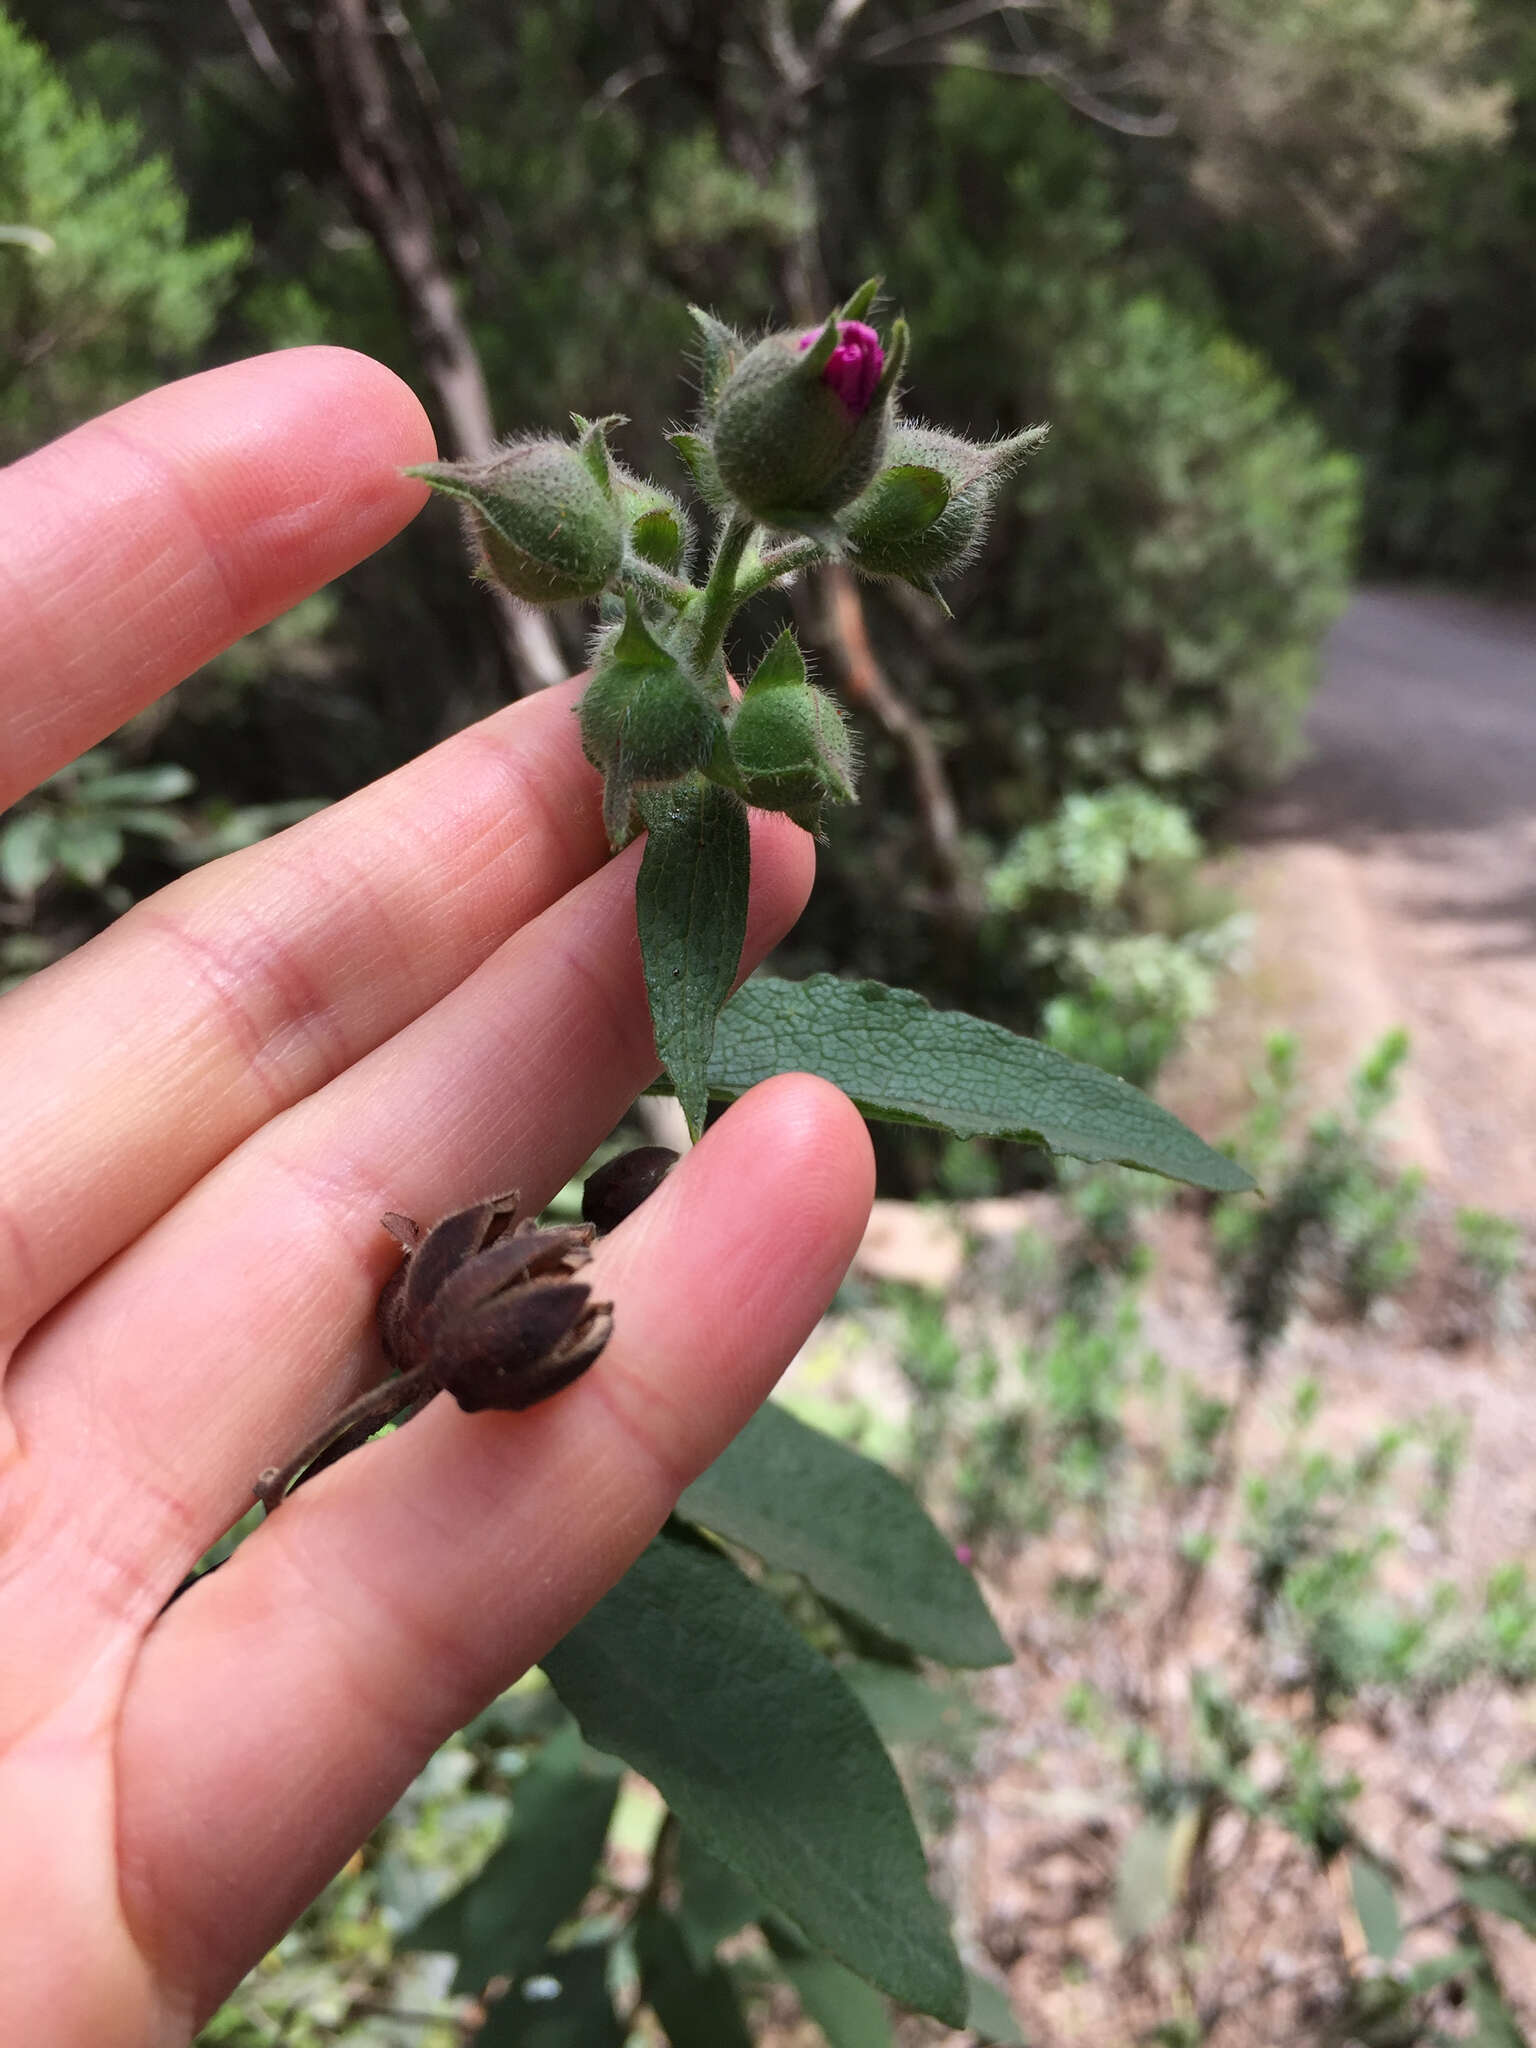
[2,0,1530,1163]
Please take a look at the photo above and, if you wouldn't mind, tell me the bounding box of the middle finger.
[8,811,811,1650]
[0,682,609,1354]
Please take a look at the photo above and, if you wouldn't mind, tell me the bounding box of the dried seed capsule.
[582,1146,679,1232]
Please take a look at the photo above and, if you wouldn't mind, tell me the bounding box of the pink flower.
[800,319,884,414]
[955,1543,974,1567]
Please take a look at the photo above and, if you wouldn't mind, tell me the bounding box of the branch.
[224,0,292,91]
[857,0,1051,64]
[377,1,482,271]
[853,1,1177,138]
[820,567,981,919]
[305,0,565,693]
[810,0,877,72]
[596,53,672,104]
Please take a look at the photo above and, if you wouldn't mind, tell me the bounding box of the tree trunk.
[307,0,566,694]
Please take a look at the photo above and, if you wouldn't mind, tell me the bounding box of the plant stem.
[687,512,756,673]
[731,535,824,607]
[254,1363,434,1513]
[622,557,695,612]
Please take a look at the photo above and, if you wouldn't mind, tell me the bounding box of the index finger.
[0,347,434,811]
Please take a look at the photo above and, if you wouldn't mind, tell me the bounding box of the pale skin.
[0,346,875,2046]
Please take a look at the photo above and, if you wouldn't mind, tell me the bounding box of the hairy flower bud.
[845,422,1047,605]
[708,288,908,531]
[716,629,856,835]
[617,471,693,575]
[580,597,725,847]
[406,419,625,605]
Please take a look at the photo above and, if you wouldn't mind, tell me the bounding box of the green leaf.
[678,1402,1009,1668]
[635,1908,755,2048]
[401,1720,621,1992]
[81,764,195,804]
[55,815,123,887]
[672,975,1253,1193]
[765,1915,893,2046]
[676,1833,764,1968]
[1465,1967,1526,2048]
[0,810,57,896]
[1113,1808,1202,1943]
[1459,1845,1536,1934]
[636,780,750,1140]
[839,1663,973,1747]
[965,1967,1028,2046]
[475,1947,624,2047]
[1349,1854,1402,1960]
[542,1532,967,2026]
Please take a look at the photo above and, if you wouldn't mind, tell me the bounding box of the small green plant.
[1454,1206,1528,1340]
[1215,1029,1425,1361]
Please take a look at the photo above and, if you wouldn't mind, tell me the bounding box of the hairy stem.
[622,557,696,612]
[732,535,824,606]
[687,512,757,673]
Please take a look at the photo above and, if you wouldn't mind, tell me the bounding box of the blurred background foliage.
[1,0,1530,1163]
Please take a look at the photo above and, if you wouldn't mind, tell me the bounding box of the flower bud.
[406,419,625,605]
[717,629,856,835]
[845,422,1047,603]
[617,471,693,575]
[580,597,725,847]
[708,296,907,531]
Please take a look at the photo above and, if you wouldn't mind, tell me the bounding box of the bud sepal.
[845,422,1047,603]
[406,424,626,606]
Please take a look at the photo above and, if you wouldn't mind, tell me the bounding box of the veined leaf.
[636,780,749,1139]
[656,974,1252,1193]
[678,1402,1009,1668]
[542,1531,967,2026]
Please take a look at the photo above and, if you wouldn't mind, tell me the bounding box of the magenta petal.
[800,319,885,414]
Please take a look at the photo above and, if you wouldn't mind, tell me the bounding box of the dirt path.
[1162,586,1536,1217]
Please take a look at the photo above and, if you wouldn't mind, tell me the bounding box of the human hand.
[0,348,874,2045]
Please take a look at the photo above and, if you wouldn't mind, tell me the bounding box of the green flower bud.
[717,629,856,836]
[708,300,908,532]
[579,597,725,847]
[845,422,1048,605]
[617,470,693,575]
[406,419,625,606]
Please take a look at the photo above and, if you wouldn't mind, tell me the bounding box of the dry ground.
[820,592,1536,2045]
